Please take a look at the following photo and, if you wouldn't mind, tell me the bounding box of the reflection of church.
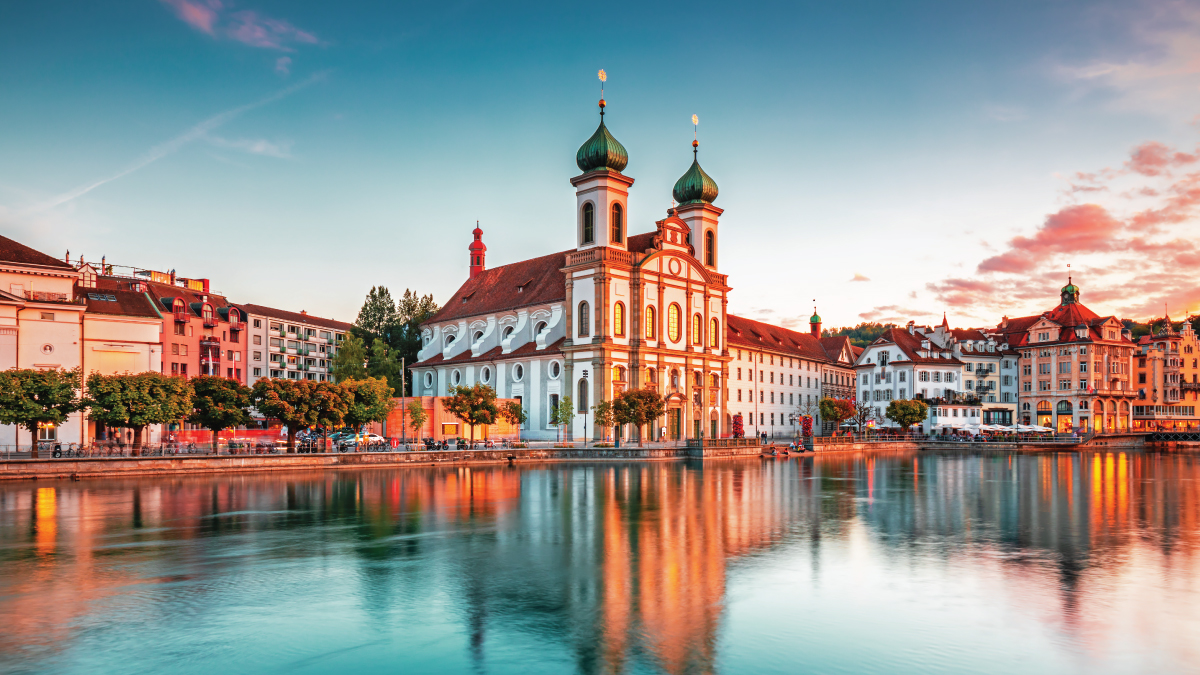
[413,96,731,441]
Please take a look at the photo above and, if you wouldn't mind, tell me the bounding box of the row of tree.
[0,368,395,456]
[340,286,439,395]
[817,396,930,431]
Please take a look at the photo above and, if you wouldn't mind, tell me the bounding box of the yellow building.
[1133,317,1200,431]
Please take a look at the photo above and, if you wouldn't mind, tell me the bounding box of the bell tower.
[672,132,722,269]
[468,222,486,279]
[572,92,633,251]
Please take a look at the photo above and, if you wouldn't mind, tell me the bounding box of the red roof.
[994,300,1128,347]
[0,234,75,270]
[95,276,241,323]
[870,327,965,365]
[726,314,835,363]
[77,289,161,318]
[626,231,657,254]
[426,250,568,325]
[239,303,353,331]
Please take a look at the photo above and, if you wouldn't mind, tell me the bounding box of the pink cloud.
[1125,141,1198,177]
[159,1,319,52]
[977,204,1122,274]
[161,0,219,34]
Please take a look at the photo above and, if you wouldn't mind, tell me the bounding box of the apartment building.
[1132,317,1200,431]
[241,304,351,386]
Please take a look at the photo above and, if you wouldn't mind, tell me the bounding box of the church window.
[646,368,656,384]
[667,304,681,342]
[704,230,715,266]
[581,203,595,244]
[578,378,589,412]
[692,314,702,345]
[614,302,626,337]
[737,389,742,402]
[610,203,623,243]
[645,305,656,339]
[578,301,590,336]
[710,318,719,348]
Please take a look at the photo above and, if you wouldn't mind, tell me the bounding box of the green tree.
[819,397,855,432]
[331,333,368,382]
[885,399,929,431]
[351,287,439,396]
[366,338,404,395]
[499,400,528,440]
[187,375,253,450]
[310,380,350,449]
[0,368,85,458]
[549,395,573,442]
[823,322,898,347]
[407,399,429,439]
[614,387,665,447]
[395,289,439,393]
[443,383,499,443]
[252,379,326,453]
[342,377,395,436]
[354,286,400,344]
[86,372,192,453]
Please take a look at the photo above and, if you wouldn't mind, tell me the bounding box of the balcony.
[25,290,71,303]
[173,310,189,323]
[268,344,282,353]
[229,320,245,332]
[285,331,298,339]
[1183,382,1200,391]
[286,362,298,370]
[203,316,218,328]
[286,347,298,355]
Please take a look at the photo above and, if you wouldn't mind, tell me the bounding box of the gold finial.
[692,114,699,156]
[598,69,607,114]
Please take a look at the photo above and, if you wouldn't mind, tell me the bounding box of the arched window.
[578,378,589,412]
[535,321,547,336]
[578,301,590,336]
[705,230,715,266]
[473,330,483,343]
[667,304,681,342]
[645,305,656,339]
[613,366,626,382]
[611,203,623,244]
[1037,400,1051,411]
[646,367,657,384]
[710,373,720,388]
[581,203,595,244]
[692,314,702,346]
[1056,400,1072,414]
[710,318,719,348]
[502,326,515,340]
[614,302,625,337]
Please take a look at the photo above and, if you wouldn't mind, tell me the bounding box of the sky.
[3,0,1200,330]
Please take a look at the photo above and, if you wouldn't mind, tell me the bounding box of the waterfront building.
[853,318,968,429]
[724,313,858,438]
[1132,317,1200,431]
[240,304,350,387]
[413,99,732,442]
[992,279,1136,433]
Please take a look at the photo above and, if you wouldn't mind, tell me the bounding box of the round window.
[424,372,433,387]
[514,364,524,381]
[482,367,491,383]
[452,370,461,385]
[503,326,514,340]
[550,362,561,379]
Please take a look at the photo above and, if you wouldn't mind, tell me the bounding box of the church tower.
[672,138,722,268]
[468,223,486,279]
[571,97,633,250]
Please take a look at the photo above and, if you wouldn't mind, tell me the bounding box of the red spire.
[941,312,949,330]
[469,222,486,279]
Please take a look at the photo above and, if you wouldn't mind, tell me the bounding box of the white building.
[854,319,966,429]
[240,304,351,387]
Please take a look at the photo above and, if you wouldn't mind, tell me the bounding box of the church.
[412,96,854,442]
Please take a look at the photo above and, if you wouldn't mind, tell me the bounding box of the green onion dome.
[672,141,719,205]
[576,100,628,173]
[810,311,821,324]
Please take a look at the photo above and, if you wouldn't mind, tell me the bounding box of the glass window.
[614,302,625,337]
[610,203,623,243]
[710,318,719,348]
[581,203,595,244]
[645,305,656,339]
[667,304,681,342]
[692,314,702,346]
[705,230,715,266]
[578,301,590,336]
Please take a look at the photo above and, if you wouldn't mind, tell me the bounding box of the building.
[1132,317,1200,431]
[413,97,732,442]
[854,319,968,430]
[240,304,351,387]
[992,279,1136,433]
[724,312,858,437]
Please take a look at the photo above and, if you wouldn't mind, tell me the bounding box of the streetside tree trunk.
[287,427,296,453]
[28,426,38,459]
[212,429,219,454]
[132,425,145,455]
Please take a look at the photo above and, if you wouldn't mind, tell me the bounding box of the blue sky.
[3,0,1200,329]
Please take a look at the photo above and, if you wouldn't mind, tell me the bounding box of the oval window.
[452,370,462,385]
[481,367,491,383]
[667,303,681,342]
[550,362,561,379]
[424,372,433,387]
[514,364,524,381]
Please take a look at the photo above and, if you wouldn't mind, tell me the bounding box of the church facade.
[413,98,732,442]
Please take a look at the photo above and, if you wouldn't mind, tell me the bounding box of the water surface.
[1,452,1198,674]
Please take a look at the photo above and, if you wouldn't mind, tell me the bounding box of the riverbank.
[0,433,1163,481]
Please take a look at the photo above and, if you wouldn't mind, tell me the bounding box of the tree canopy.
[342,377,395,432]
[187,375,253,449]
[443,383,499,442]
[822,322,897,347]
[86,372,192,451]
[252,379,327,452]
[351,286,439,395]
[819,397,855,430]
[331,333,368,382]
[613,387,665,447]
[885,399,929,430]
[0,368,86,457]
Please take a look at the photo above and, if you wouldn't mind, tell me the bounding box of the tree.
[498,401,527,440]
[331,333,368,382]
[885,399,929,432]
[366,339,404,397]
[187,376,252,450]
[353,286,401,344]
[795,395,821,435]
[0,368,85,458]
[351,287,439,395]
[613,387,665,447]
[851,399,879,432]
[86,372,192,453]
[819,397,855,432]
[549,395,573,442]
[822,322,898,347]
[592,400,616,442]
[310,380,350,448]
[394,289,439,393]
[443,383,499,443]
[252,379,325,453]
[407,399,428,439]
[342,377,395,435]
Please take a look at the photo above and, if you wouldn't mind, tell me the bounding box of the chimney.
[1001,315,1009,330]
[469,222,487,279]
[301,310,308,316]
[907,320,915,334]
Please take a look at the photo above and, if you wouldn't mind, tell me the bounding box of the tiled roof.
[426,250,568,325]
[818,335,858,364]
[994,300,1129,347]
[626,231,657,254]
[726,314,832,362]
[0,234,75,270]
[869,327,965,365]
[239,303,353,331]
[419,337,565,366]
[77,289,161,318]
[95,276,241,323]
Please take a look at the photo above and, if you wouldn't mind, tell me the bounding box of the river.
[0,451,1197,674]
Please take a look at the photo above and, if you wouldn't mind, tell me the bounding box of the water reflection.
[0,452,1197,674]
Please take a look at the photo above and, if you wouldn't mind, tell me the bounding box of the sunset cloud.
[850,273,870,282]
[159,0,320,52]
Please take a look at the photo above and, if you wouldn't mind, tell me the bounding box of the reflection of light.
[36,487,56,555]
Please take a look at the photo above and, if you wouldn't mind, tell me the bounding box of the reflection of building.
[240,304,350,386]
[413,98,732,442]
[1133,318,1200,431]
[993,279,1136,433]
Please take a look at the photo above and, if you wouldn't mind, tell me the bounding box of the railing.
[173,310,189,323]
[229,321,246,332]
[24,290,71,303]
[685,437,761,449]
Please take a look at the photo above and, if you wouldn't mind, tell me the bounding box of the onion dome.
[672,141,719,205]
[1060,276,1080,304]
[810,310,821,324]
[576,100,628,173]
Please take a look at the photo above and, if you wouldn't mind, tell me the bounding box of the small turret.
[469,223,486,279]
[810,306,822,338]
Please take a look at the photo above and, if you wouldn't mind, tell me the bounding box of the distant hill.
[822,322,897,348]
